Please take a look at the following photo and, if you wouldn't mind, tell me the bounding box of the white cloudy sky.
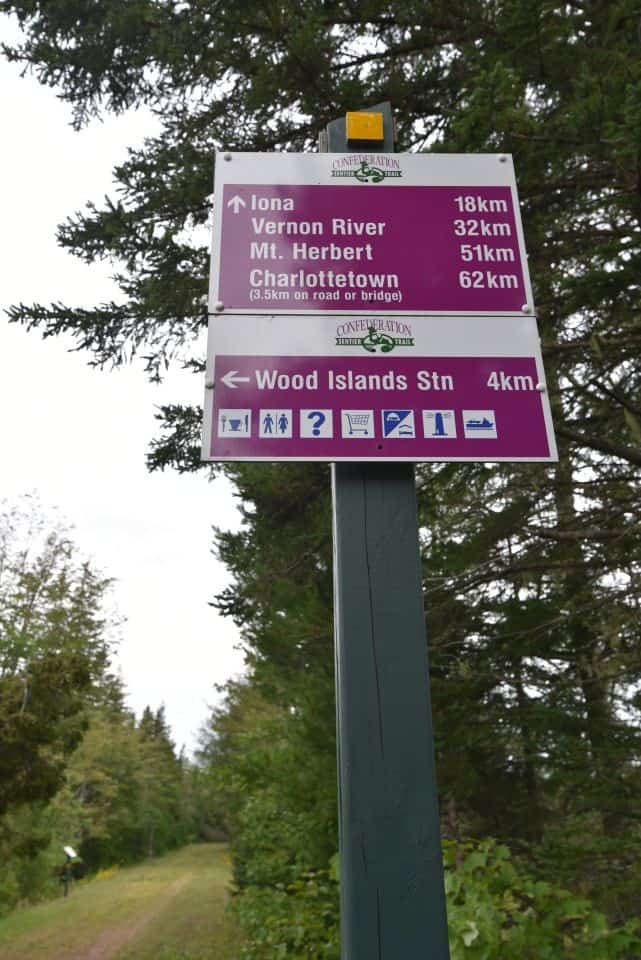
[0,16,245,752]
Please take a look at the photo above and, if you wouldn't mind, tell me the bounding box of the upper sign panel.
[210,152,533,315]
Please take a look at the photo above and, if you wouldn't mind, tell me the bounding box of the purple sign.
[203,155,555,463]
[209,354,552,461]
[216,184,527,313]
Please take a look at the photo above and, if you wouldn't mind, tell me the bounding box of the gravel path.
[70,874,192,960]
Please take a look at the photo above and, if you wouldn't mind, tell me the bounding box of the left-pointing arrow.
[227,195,246,214]
[221,370,251,389]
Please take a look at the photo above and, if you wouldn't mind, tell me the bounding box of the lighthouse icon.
[432,413,446,437]
[422,410,456,439]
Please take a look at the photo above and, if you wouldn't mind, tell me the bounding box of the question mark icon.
[307,410,326,436]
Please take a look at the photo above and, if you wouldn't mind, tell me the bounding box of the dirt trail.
[70,874,192,960]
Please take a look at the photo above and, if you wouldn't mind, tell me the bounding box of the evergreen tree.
[3,0,641,940]
[0,498,124,911]
[137,703,188,856]
[0,498,121,814]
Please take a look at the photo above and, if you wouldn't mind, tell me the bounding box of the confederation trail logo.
[335,321,415,354]
[354,161,385,183]
[331,156,403,182]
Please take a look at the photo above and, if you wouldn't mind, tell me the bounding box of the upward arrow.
[227,195,246,214]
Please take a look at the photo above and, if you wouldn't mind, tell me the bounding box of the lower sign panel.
[205,354,556,461]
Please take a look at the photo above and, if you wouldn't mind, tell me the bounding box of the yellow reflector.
[346,111,384,142]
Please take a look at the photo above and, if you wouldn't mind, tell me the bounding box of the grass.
[0,843,237,960]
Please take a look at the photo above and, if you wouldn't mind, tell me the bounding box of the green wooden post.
[325,105,451,959]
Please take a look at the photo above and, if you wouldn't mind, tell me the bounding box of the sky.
[0,16,245,753]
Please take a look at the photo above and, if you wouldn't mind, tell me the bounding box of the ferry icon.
[463,410,497,439]
[465,416,494,430]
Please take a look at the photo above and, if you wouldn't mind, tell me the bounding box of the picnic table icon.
[345,412,371,435]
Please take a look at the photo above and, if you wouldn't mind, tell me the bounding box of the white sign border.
[201,312,558,464]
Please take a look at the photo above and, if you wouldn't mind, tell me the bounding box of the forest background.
[1,2,641,958]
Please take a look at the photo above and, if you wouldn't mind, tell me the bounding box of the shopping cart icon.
[342,410,373,437]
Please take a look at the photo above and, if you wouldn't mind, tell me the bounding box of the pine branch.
[556,425,641,467]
